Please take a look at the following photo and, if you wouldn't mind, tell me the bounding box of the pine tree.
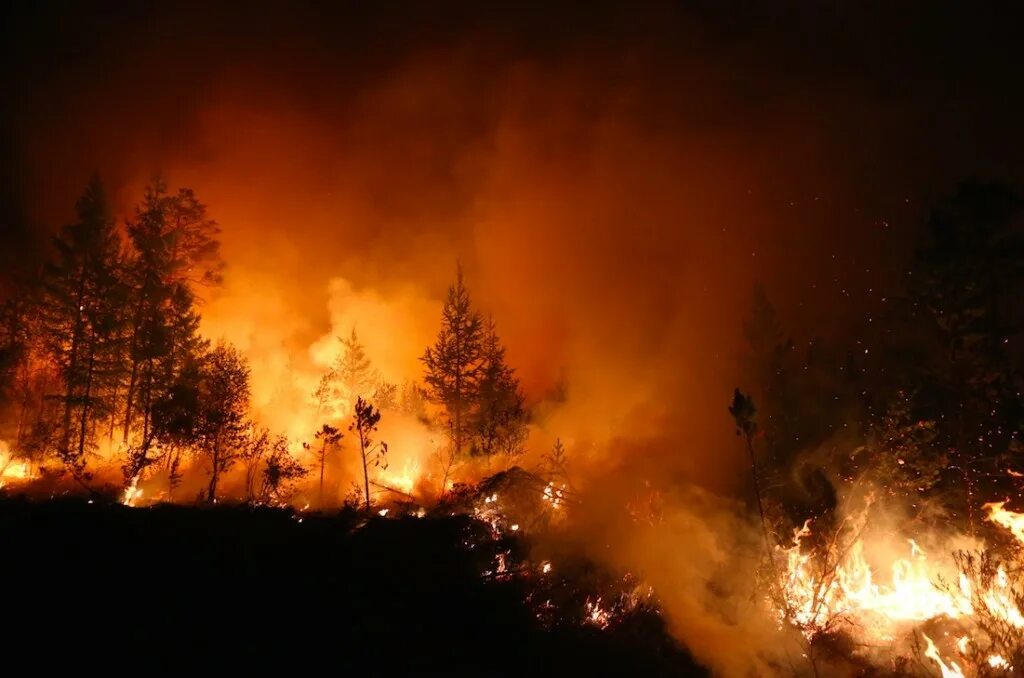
[38,176,126,479]
[397,380,428,421]
[336,328,374,398]
[313,328,377,421]
[350,397,387,510]
[371,379,398,410]
[121,178,221,477]
[312,423,343,506]
[471,316,528,462]
[541,438,570,485]
[422,266,484,457]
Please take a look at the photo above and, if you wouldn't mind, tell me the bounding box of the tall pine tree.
[38,175,126,479]
[422,266,484,457]
[334,328,375,408]
[471,316,527,462]
[122,178,220,478]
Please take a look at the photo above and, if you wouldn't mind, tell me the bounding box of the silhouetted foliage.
[471,316,529,464]
[38,176,126,481]
[121,177,220,470]
[312,423,343,506]
[350,396,387,509]
[260,436,307,504]
[422,265,484,458]
[541,437,571,487]
[905,180,1024,525]
[195,343,250,502]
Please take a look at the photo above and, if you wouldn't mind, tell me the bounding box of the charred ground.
[0,493,703,676]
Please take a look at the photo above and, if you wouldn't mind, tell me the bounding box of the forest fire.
[778,518,969,640]
[771,492,1024,675]
[0,443,32,487]
[1,2,1022,674]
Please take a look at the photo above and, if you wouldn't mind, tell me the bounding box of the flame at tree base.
[774,495,1024,675]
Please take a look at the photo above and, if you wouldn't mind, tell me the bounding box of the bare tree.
[241,426,271,503]
[311,423,342,506]
[350,397,387,510]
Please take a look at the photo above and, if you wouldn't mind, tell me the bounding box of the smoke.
[558,442,802,674]
[3,2,1018,669]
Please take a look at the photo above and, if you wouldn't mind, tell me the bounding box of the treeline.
[0,175,228,494]
[0,176,528,505]
[737,179,1024,530]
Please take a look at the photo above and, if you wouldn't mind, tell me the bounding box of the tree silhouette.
[422,265,484,459]
[241,426,272,503]
[313,423,343,506]
[196,343,250,502]
[121,177,221,469]
[541,438,570,486]
[335,328,375,403]
[260,436,308,504]
[908,179,1024,529]
[144,356,204,496]
[38,176,126,481]
[313,328,377,421]
[372,379,398,411]
[350,396,387,510]
[471,316,528,464]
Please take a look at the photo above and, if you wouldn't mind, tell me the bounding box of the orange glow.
[776,491,1024,673]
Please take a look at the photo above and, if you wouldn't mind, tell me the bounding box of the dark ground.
[0,496,705,676]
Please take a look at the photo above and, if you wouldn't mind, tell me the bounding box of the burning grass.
[765,491,1024,676]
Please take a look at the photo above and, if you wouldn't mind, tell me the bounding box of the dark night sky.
[0,0,1022,335]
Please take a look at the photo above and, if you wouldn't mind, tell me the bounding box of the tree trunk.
[122,294,146,444]
[744,432,789,619]
[107,383,118,445]
[208,437,220,502]
[361,434,371,510]
[15,367,29,450]
[319,440,326,506]
[76,335,96,463]
[454,370,463,458]
[61,272,87,461]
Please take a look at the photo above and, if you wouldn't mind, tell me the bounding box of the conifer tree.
[350,397,387,510]
[472,316,527,461]
[336,328,374,398]
[312,423,343,506]
[422,266,484,457]
[121,178,221,477]
[38,176,126,479]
